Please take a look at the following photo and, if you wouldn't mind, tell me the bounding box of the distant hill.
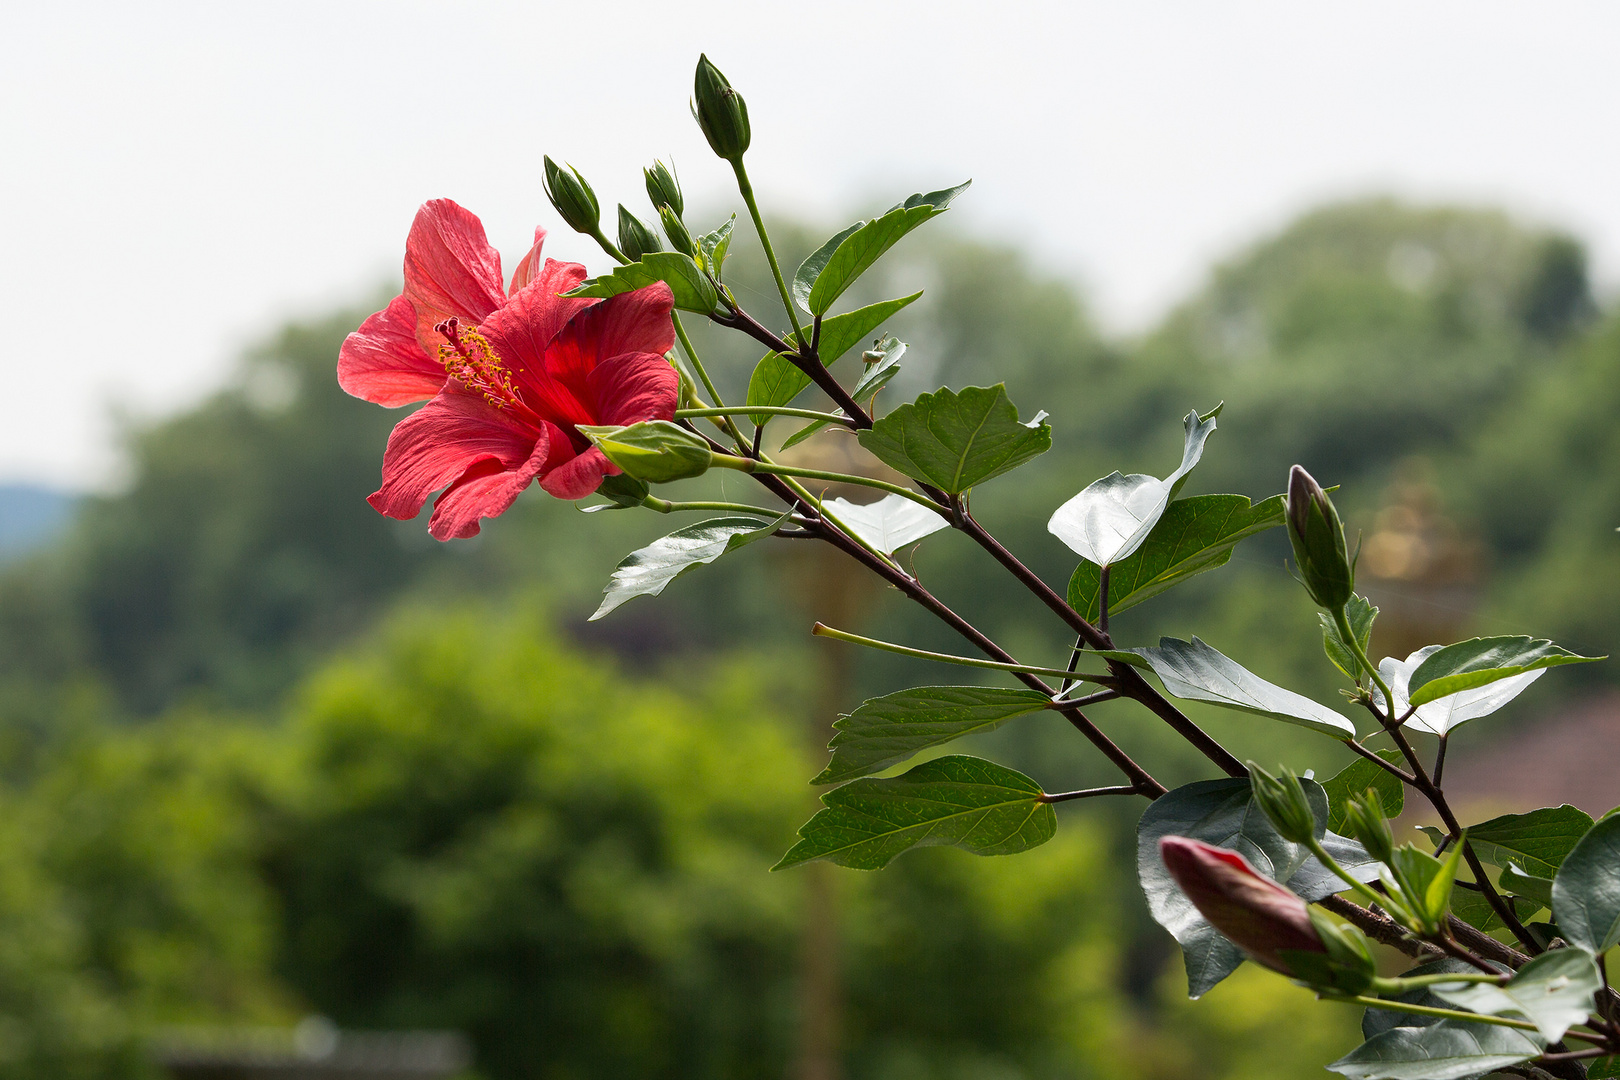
[0,483,77,562]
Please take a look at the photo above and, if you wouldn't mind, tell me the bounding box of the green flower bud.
[691,54,750,162]
[1286,465,1354,610]
[1248,762,1317,846]
[577,421,713,484]
[659,204,697,258]
[616,205,663,263]
[644,160,684,217]
[1343,789,1395,866]
[1286,908,1377,994]
[543,156,601,237]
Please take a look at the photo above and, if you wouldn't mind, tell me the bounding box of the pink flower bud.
[1158,836,1326,974]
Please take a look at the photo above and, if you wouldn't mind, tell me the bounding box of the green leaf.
[1448,884,1539,933]
[856,384,1051,494]
[1407,636,1603,706]
[583,473,650,512]
[1434,947,1603,1042]
[696,215,735,279]
[812,687,1052,785]
[1376,645,1547,737]
[1131,637,1357,739]
[1363,960,1487,1038]
[745,293,921,424]
[1328,1021,1541,1080]
[1588,1055,1620,1079]
[1552,811,1620,953]
[1499,864,1554,909]
[565,252,719,314]
[1322,595,1379,682]
[590,514,785,621]
[1067,493,1284,622]
[774,755,1053,871]
[1048,407,1220,567]
[821,494,948,556]
[792,221,862,311]
[1137,777,1379,997]
[799,181,969,316]
[1321,751,1405,833]
[850,335,906,401]
[1459,805,1596,879]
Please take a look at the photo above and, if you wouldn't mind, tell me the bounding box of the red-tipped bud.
[1159,836,1326,974]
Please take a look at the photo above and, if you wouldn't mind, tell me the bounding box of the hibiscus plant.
[340,55,1620,1080]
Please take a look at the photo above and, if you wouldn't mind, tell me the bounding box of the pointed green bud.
[616,205,663,263]
[659,205,697,258]
[1248,762,1317,846]
[543,156,601,237]
[691,54,751,162]
[644,160,684,217]
[577,421,713,484]
[1286,465,1354,610]
[1343,789,1395,866]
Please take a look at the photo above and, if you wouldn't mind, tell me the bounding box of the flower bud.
[659,205,697,258]
[1287,465,1354,610]
[617,205,663,263]
[577,421,713,484]
[543,156,601,237]
[691,54,751,162]
[1159,836,1326,975]
[1248,762,1317,846]
[1343,789,1395,866]
[644,160,684,217]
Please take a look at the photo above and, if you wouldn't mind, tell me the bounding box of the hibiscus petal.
[337,295,445,406]
[368,391,548,526]
[539,445,619,501]
[403,199,508,354]
[481,257,596,386]
[587,352,681,428]
[428,424,568,539]
[543,283,677,388]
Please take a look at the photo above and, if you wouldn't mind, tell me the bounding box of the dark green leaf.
[1067,493,1284,622]
[1321,751,1405,833]
[1448,885,1539,933]
[583,473,650,512]
[774,755,1053,871]
[1552,811,1620,953]
[1131,637,1357,739]
[1407,636,1603,706]
[1377,645,1546,736]
[1048,407,1220,567]
[813,686,1052,785]
[1329,1021,1541,1080]
[746,293,921,424]
[1460,805,1596,879]
[1434,947,1602,1042]
[1137,777,1377,997]
[857,384,1051,494]
[565,252,719,314]
[801,182,969,315]
[1322,594,1379,682]
[792,221,862,311]
[1499,864,1554,909]
[1587,1055,1620,1079]
[590,514,784,621]
[1362,960,1485,1038]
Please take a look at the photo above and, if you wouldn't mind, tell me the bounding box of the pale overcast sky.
[5,1,1619,487]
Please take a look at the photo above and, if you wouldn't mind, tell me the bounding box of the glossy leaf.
[1048,407,1220,567]
[1067,493,1284,622]
[1137,777,1378,997]
[1552,811,1620,953]
[1434,947,1602,1042]
[1406,636,1602,707]
[798,182,970,315]
[774,755,1053,870]
[590,514,784,621]
[812,686,1052,785]
[858,384,1051,494]
[1374,645,1546,736]
[1321,751,1405,833]
[1449,805,1596,879]
[1132,637,1357,739]
[1321,594,1379,682]
[1329,1021,1541,1080]
[565,252,719,314]
[745,293,920,423]
[822,494,948,555]
[1448,883,1540,933]
[1499,864,1554,909]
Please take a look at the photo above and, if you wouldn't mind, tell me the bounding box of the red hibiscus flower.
[338,200,679,539]
[1158,836,1326,974]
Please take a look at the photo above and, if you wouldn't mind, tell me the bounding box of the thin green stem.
[591,230,631,264]
[640,497,784,516]
[767,471,906,573]
[1333,606,1396,716]
[1373,972,1507,992]
[731,159,806,345]
[811,623,1117,686]
[1304,836,1398,915]
[712,456,945,514]
[676,406,853,426]
[1334,996,1541,1033]
[670,314,748,451]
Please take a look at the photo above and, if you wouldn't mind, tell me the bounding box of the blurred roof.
[1443,691,1620,817]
